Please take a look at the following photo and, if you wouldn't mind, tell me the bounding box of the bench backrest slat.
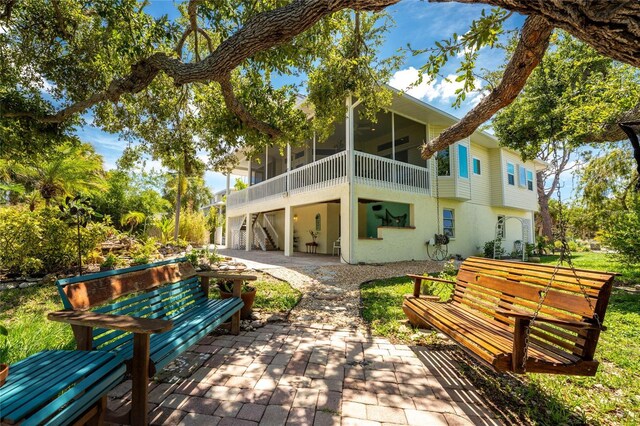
[451,257,616,360]
[57,259,196,310]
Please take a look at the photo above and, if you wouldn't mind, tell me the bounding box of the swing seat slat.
[403,257,617,376]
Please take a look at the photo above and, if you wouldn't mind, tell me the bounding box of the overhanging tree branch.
[218,76,283,139]
[421,15,553,159]
[3,0,399,124]
[430,0,640,68]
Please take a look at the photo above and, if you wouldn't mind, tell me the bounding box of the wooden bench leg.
[231,279,242,335]
[512,317,530,374]
[131,333,150,426]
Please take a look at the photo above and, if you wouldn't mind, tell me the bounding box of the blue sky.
[76,1,533,194]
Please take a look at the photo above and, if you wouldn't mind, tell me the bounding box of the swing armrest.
[496,309,605,330]
[407,274,456,298]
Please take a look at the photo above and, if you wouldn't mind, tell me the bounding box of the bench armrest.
[48,310,173,334]
[407,274,456,298]
[198,272,258,281]
[495,309,605,330]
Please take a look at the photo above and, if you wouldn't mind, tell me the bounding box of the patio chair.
[332,237,341,256]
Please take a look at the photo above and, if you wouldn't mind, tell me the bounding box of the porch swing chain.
[435,167,441,235]
[520,60,599,372]
[521,181,600,372]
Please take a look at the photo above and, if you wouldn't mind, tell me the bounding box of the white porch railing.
[227,150,429,209]
[289,150,347,193]
[354,151,430,194]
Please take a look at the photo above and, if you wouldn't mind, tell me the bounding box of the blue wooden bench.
[0,350,125,426]
[48,258,248,425]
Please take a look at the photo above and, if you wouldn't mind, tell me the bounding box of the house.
[223,89,545,263]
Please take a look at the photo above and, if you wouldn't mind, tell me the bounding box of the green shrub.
[130,238,159,265]
[483,239,504,258]
[178,209,209,245]
[0,206,111,274]
[601,197,640,264]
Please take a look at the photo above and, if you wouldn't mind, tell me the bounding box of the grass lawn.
[0,273,300,365]
[361,252,640,425]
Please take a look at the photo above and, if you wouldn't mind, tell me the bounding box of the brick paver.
[107,324,502,425]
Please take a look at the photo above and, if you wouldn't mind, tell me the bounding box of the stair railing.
[263,214,279,249]
[252,220,268,251]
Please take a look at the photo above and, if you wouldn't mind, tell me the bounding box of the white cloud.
[389,68,483,106]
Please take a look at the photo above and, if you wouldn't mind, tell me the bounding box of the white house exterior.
[224,89,544,264]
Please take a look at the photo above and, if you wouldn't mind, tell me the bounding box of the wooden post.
[131,333,150,426]
[231,279,242,335]
[512,317,530,373]
[71,324,93,350]
[413,277,422,298]
[200,275,210,296]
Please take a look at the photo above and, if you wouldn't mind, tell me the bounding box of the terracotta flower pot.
[219,286,257,320]
[0,363,8,387]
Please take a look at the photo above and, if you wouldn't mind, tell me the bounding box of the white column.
[247,158,252,187]
[391,112,396,184]
[245,213,253,251]
[284,206,294,257]
[224,174,231,247]
[346,95,357,264]
[313,132,316,162]
[265,148,269,180]
[391,112,395,160]
[286,144,291,192]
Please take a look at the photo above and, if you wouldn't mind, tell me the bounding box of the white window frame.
[442,208,455,239]
[472,157,481,175]
[526,169,534,191]
[518,165,527,188]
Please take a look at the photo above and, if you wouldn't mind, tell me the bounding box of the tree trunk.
[536,172,553,240]
[174,171,182,243]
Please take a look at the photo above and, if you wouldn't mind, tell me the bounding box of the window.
[437,147,450,176]
[458,145,469,178]
[526,170,534,191]
[507,162,515,185]
[518,165,527,188]
[472,157,481,175]
[443,209,455,238]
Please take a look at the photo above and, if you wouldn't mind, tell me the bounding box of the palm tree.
[11,143,106,204]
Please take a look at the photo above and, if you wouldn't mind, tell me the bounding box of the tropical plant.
[177,209,209,245]
[9,143,106,205]
[120,211,146,234]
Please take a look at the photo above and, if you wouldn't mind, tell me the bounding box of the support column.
[313,131,316,162]
[391,112,396,184]
[265,147,269,180]
[247,158,252,187]
[245,212,253,251]
[284,206,294,257]
[286,144,291,192]
[346,95,358,264]
[224,174,231,247]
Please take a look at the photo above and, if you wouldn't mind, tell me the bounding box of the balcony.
[227,151,430,209]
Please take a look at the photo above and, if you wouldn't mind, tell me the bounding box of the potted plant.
[217,280,256,320]
[0,325,8,387]
[308,230,319,246]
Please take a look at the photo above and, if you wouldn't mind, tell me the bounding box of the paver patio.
[107,324,501,425]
